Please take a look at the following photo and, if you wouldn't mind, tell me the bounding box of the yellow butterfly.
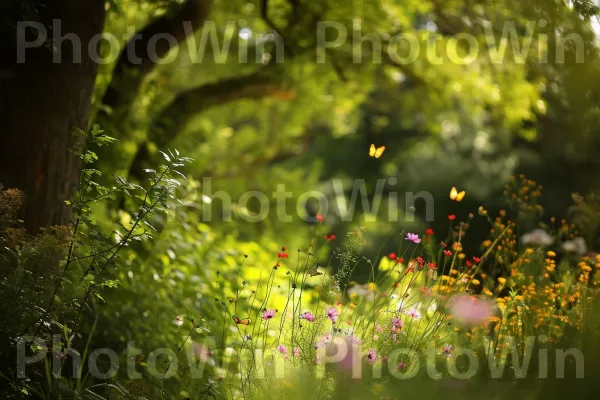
[450,187,466,202]
[369,144,385,158]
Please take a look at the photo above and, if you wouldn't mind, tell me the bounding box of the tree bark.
[0,0,106,232]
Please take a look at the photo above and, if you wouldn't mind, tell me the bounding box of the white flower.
[521,229,553,246]
[562,237,587,255]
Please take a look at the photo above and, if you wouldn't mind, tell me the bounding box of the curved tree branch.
[128,70,293,179]
[101,0,212,111]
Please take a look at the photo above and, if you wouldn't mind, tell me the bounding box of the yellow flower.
[471,279,480,285]
[547,251,556,257]
[368,282,377,291]
[498,277,507,284]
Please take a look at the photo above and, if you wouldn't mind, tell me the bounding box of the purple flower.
[392,317,403,331]
[262,309,276,320]
[443,344,452,359]
[405,233,421,244]
[367,348,377,365]
[300,311,316,322]
[326,306,339,323]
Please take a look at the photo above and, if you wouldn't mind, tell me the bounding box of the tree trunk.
[0,0,106,232]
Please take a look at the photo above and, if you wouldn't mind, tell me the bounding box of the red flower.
[466,260,472,268]
[277,252,289,259]
[281,246,286,251]
[425,228,434,236]
[388,252,397,260]
[397,257,404,264]
[443,250,452,256]
[472,256,481,263]
[416,256,424,265]
[441,241,447,248]
[325,234,336,241]
[448,214,456,221]
[316,213,324,223]
[428,262,437,270]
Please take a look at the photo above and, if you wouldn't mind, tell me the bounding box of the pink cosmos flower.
[329,336,359,373]
[277,344,289,359]
[326,306,339,323]
[448,294,494,325]
[367,349,377,365]
[191,343,216,367]
[300,311,316,322]
[262,309,276,320]
[404,307,422,319]
[315,332,332,349]
[405,233,421,244]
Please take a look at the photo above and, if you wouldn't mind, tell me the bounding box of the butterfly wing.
[450,187,458,200]
[308,267,323,277]
[233,316,251,325]
[369,144,376,157]
[375,146,385,159]
[456,191,466,202]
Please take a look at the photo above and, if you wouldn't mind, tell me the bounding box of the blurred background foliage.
[4,0,600,397]
[83,0,600,350]
[87,0,600,255]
